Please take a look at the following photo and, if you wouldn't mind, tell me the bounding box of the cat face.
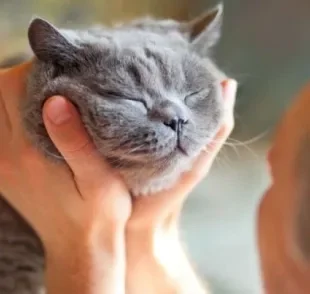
[24,4,226,195]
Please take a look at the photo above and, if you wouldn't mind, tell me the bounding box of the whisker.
[226,130,269,146]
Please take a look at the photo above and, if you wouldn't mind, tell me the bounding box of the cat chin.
[125,156,196,197]
[130,178,178,197]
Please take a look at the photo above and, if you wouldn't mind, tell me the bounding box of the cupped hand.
[0,61,236,249]
[128,79,237,230]
[0,63,131,256]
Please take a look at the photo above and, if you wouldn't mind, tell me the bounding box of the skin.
[0,61,130,294]
[0,60,236,294]
[258,83,310,293]
[4,58,310,294]
[126,79,236,294]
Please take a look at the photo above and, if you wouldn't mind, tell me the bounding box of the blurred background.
[1,0,310,293]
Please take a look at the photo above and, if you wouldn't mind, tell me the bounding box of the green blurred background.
[1,0,310,293]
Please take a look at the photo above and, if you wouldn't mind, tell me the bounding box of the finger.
[207,79,237,154]
[43,96,111,181]
[222,79,237,108]
[0,63,32,129]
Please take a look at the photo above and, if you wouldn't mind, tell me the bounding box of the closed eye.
[94,87,148,110]
[124,97,148,110]
[185,90,202,100]
[184,90,205,105]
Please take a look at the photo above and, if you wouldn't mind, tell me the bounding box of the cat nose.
[163,117,188,132]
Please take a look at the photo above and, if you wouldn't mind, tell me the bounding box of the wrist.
[126,214,191,291]
[126,219,207,294]
[127,210,180,253]
[126,223,179,294]
[44,221,126,257]
[45,227,126,294]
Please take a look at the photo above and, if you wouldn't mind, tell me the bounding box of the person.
[258,82,310,293]
[0,60,236,294]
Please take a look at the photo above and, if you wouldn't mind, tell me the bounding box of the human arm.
[126,80,237,294]
[0,62,130,294]
[258,82,310,294]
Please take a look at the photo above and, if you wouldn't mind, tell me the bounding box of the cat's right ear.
[28,18,79,65]
[181,4,223,55]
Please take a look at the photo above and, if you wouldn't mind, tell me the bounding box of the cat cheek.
[123,100,147,114]
[185,96,207,109]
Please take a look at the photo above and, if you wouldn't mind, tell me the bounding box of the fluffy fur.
[0,4,225,293]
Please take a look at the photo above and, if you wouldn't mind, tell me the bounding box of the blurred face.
[258,84,310,293]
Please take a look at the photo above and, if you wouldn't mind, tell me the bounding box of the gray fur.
[0,4,225,293]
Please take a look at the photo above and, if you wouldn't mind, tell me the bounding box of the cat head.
[25,4,226,195]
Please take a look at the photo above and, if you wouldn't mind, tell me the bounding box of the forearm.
[126,224,208,294]
[45,229,126,294]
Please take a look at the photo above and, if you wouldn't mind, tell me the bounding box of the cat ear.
[182,3,223,55]
[28,18,79,65]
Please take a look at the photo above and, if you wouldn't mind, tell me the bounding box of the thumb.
[43,96,110,181]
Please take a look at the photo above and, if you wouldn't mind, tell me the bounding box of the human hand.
[125,79,237,294]
[128,79,237,231]
[0,63,130,293]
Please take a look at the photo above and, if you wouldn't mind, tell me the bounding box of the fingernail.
[221,79,238,111]
[220,79,228,88]
[45,96,72,125]
[221,79,238,97]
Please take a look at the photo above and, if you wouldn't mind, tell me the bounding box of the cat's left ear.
[181,3,223,55]
[28,17,79,65]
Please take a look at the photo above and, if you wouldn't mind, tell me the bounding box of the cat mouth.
[176,141,189,156]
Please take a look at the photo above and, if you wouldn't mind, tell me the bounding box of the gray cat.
[0,4,226,293]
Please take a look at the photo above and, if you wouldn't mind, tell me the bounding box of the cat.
[0,4,226,293]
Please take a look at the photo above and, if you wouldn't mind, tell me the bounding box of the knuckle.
[62,138,92,156]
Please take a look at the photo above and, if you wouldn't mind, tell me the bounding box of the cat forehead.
[61,27,187,51]
[57,28,222,89]
[90,50,216,95]
[67,27,201,71]
[113,27,186,46]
